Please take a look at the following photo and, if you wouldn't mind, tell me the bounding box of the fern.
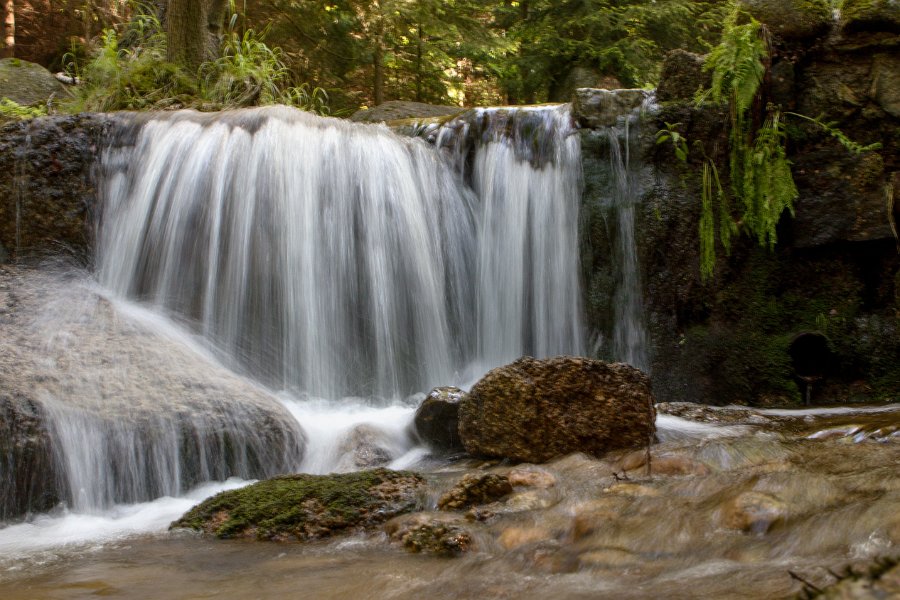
[740,111,797,249]
[785,112,883,155]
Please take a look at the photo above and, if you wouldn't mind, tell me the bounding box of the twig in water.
[788,570,822,593]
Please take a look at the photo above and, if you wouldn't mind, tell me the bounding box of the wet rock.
[497,526,554,550]
[438,473,513,511]
[656,50,709,103]
[578,547,640,568]
[413,386,465,453]
[871,53,900,118]
[335,424,393,470]
[620,450,710,477]
[604,482,660,498]
[572,88,649,129]
[385,512,473,556]
[570,497,628,540]
[350,101,462,123]
[0,394,58,520]
[0,114,109,260]
[171,469,425,541]
[808,557,900,599]
[1,267,306,517]
[459,356,656,463]
[737,0,833,40]
[507,466,557,489]
[0,58,68,107]
[500,489,557,513]
[720,491,786,534]
[841,0,900,33]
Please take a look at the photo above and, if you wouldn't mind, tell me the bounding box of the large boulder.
[0,266,306,518]
[458,356,656,463]
[413,386,465,453]
[171,469,426,540]
[0,58,68,107]
[737,0,833,40]
[841,0,900,33]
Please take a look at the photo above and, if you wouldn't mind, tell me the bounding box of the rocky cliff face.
[579,5,900,406]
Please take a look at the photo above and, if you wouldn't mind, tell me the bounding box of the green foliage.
[0,98,48,120]
[68,9,197,112]
[67,4,331,114]
[739,111,798,250]
[656,122,689,162]
[785,112,883,155]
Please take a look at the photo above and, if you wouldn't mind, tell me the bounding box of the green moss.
[842,0,900,30]
[172,468,425,540]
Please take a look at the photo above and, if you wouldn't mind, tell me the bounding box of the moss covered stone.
[841,0,900,32]
[738,0,833,40]
[171,468,426,541]
[0,59,69,107]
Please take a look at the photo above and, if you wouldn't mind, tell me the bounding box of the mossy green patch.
[172,468,426,541]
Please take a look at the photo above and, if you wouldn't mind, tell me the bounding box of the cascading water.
[587,95,652,371]
[98,105,585,400]
[0,103,588,553]
[436,106,585,372]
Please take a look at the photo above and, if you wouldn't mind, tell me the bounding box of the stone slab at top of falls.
[572,88,651,129]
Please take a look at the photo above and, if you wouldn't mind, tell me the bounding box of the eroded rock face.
[171,469,426,540]
[738,0,833,40]
[413,386,465,453]
[458,356,656,463]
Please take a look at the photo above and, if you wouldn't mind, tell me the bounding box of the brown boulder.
[458,356,656,463]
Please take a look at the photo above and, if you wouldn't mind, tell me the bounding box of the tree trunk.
[166,0,208,70]
[2,0,14,58]
[373,41,384,105]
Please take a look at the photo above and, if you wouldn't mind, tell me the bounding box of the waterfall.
[98,105,585,401]
[590,96,651,372]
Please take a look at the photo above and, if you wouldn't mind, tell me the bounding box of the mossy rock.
[738,0,833,40]
[171,468,426,541]
[841,0,900,33]
[0,58,68,107]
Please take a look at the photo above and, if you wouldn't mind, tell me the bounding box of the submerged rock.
[385,512,474,556]
[335,424,394,470]
[459,356,656,463]
[438,473,513,511]
[720,491,786,534]
[171,469,426,541]
[413,386,465,454]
